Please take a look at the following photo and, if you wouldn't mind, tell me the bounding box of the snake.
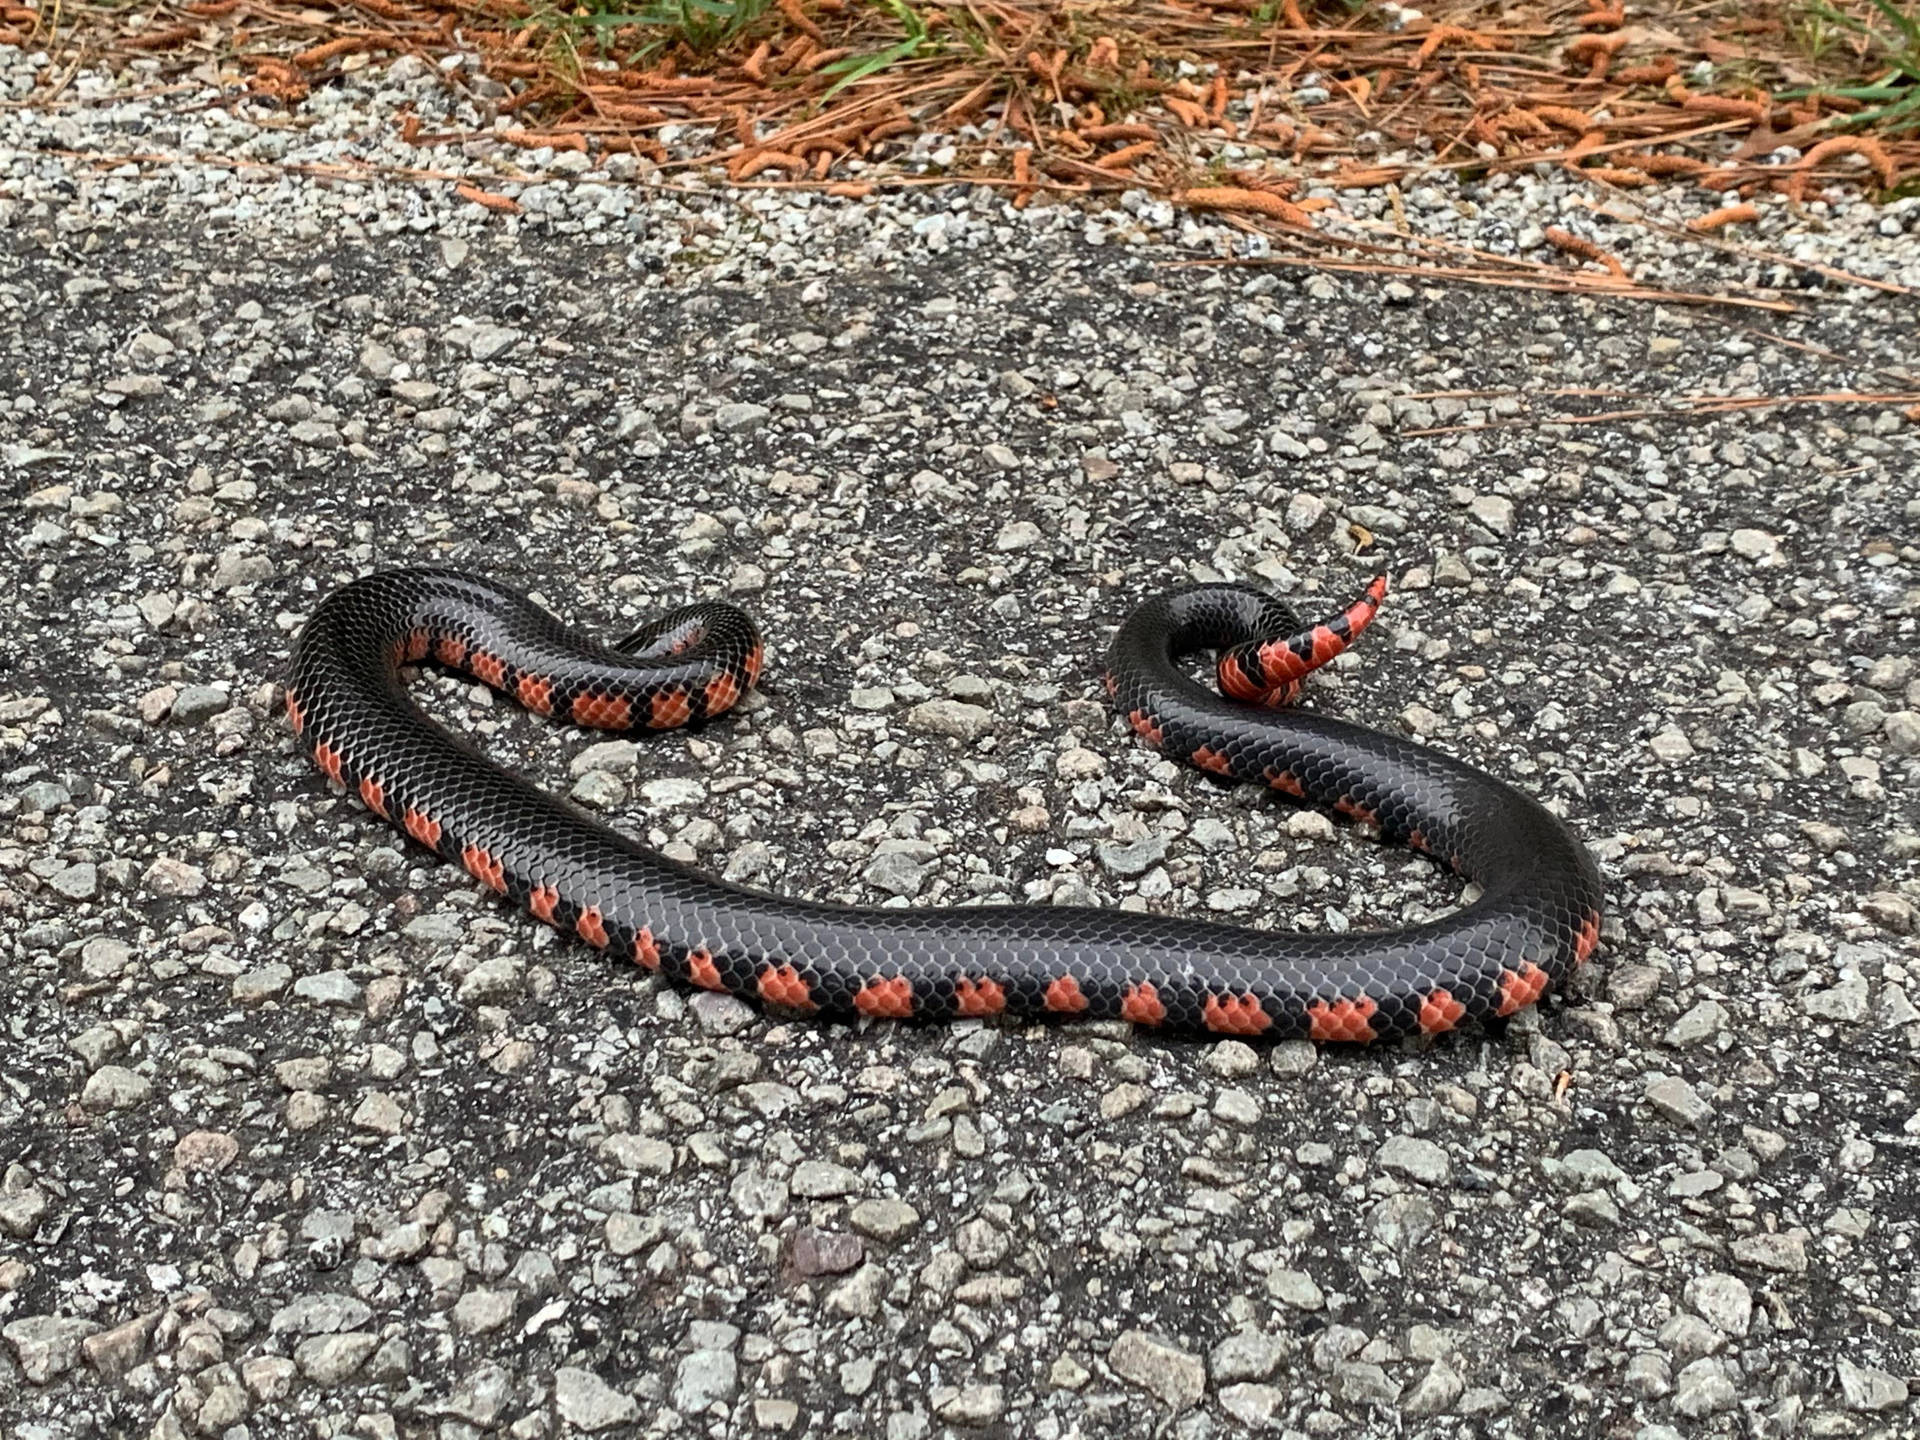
[284,567,1604,1042]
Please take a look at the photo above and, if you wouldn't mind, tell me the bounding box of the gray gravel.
[5,43,1920,1440]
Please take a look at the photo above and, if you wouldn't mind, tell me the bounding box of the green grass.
[527,0,775,60]
[518,0,943,90]
[816,0,938,99]
[1784,0,1920,132]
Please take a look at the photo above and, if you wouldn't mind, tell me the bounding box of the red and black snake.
[285,568,1603,1042]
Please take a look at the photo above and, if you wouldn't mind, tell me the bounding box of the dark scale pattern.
[285,569,1605,1043]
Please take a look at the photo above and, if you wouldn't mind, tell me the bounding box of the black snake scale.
[285,568,1604,1041]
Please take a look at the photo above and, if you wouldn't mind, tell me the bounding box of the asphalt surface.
[3,83,1920,1440]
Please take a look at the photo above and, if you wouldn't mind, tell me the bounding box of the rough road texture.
[4,63,1920,1440]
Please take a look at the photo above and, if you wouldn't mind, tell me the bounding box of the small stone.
[466,324,520,361]
[571,739,638,775]
[1331,1361,1403,1408]
[233,963,293,1003]
[1837,1357,1908,1412]
[1728,528,1782,562]
[1376,1134,1451,1186]
[602,1134,675,1175]
[933,1383,1004,1426]
[1269,1041,1316,1077]
[457,957,523,1003]
[81,1310,160,1379]
[170,684,230,723]
[1884,710,1920,755]
[294,1331,379,1385]
[4,1315,100,1384]
[452,1288,515,1334]
[1468,494,1515,536]
[1730,1231,1808,1274]
[1664,999,1728,1048]
[955,1217,1010,1268]
[1670,1357,1736,1418]
[242,1355,297,1402]
[554,1365,640,1430]
[363,1219,431,1263]
[18,779,72,813]
[1802,971,1870,1023]
[1644,1075,1714,1128]
[1367,1194,1438,1251]
[729,1163,790,1219]
[142,855,207,897]
[1685,1273,1752,1336]
[271,1293,373,1335]
[603,1211,656,1256]
[1590,955,1653,1006]
[0,1182,49,1240]
[49,863,98,900]
[1098,833,1167,878]
[445,1361,513,1427]
[1546,1148,1627,1189]
[1564,1190,1622,1228]
[1212,1088,1262,1127]
[1266,1269,1324,1310]
[1648,729,1695,762]
[1055,746,1105,780]
[285,1092,329,1131]
[863,844,932,898]
[1109,1330,1204,1410]
[1624,1351,1671,1399]
[1049,1354,1091,1390]
[825,1263,887,1318]
[1861,891,1915,935]
[173,1130,240,1174]
[80,1065,152,1112]
[640,776,705,808]
[790,1229,865,1277]
[351,1091,406,1135]
[78,937,134,980]
[1210,1329,1287,1383]
[906,699,994,741]
[791,1160,862,1199]
[995,520,1042,551]
[1218,1383,1285,1428]
[715,401,771,433]
[1404,1359,1465,1417]
[690,991,757,1036]
[294,970,362,1006]
[674,1349,738,1412]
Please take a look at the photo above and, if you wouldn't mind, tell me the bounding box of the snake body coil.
[286,568,1603,1042]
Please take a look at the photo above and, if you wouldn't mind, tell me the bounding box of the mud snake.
[285,568,1604,1042]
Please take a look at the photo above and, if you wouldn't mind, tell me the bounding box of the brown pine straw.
[29,0,1920,313]
[120,24,198,51]
[1688,203,1760,232]
[1182,186,1314,227]
[454,182,520,213]
[291,36,368,69]
[1787,136,1898,202]
[1094,139,1157,170]
[50,0,1899,231]
[497,129,589,153]
[1543,225,1629,279]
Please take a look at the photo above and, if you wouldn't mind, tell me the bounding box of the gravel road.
[3,47,1919,1440]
